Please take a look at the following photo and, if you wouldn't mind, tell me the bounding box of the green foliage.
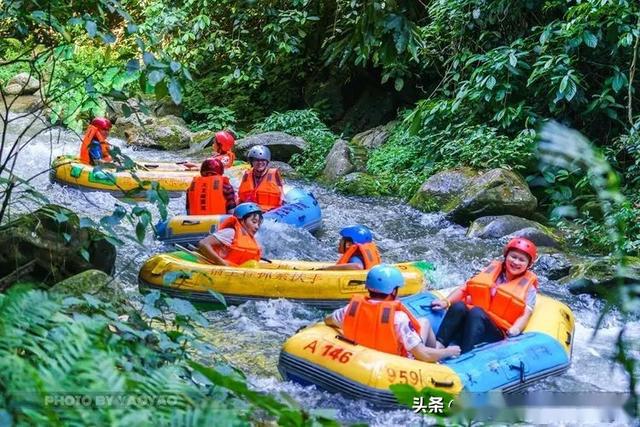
[0,286,337,426]
[255,110,337,178]
[187,106,237,133]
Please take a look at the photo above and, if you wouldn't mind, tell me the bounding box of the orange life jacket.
[186,175,229,215]
[237,168,283,211]
[79,125,112,164]
[218,216,262,266]
[213,151,236,168]
[336,242,382,269]
[342,295,422,357]
[463,260,538,331]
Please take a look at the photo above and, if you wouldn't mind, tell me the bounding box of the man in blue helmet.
[319,225,382,271]
[325,264,461,362]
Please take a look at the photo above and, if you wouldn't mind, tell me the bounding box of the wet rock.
[533,253,573,280]
[49,270,133,313]
[409,168,478,213]
[410,168,537,225]
[123,115,192,150]
[564,256,640,298]
[0,205,116,286]
[322,139,354,182]
[236,132,307,162]
[6,94,43,114]
[335,172,386,196]
[468,215,561,247]
[270,160,300,179]
[349,122,395,170]
[3,72,40,95]
[153,97,183,118]
[111,112,154,138]
[189,130,216,152]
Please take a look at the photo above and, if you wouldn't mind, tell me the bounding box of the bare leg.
[418,317,437,348]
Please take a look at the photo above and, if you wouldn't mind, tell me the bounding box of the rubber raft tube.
[49,155,247,198]
[138,250,433,309]
[155,187,322,245]
[278,290,574,408]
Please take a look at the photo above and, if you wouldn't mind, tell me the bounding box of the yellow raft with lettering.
[50,155,247,197]
[138,251,430,309]
[278,290,574,407]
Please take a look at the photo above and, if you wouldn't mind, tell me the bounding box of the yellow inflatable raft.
[138,251,430,309]
[278,290,574,407]
[50,155,247,197]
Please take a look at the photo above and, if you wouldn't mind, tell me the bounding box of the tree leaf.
[143,52,155,66]
[170,61,181,73]
[582,31,598,48]
[168,77,182,104]
[148,70,165,86]
[486,75,497,90]
[207,290,227,307]
[559,75,569,94]
[564,78,577,101]
[126,59,139,72]
[394,78,404,92]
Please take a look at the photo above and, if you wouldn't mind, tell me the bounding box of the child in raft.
[198,202,263,266]
[325,264,461,362]
[318,225,382,271]
[431,238,539,353]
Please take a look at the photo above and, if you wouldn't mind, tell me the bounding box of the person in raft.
[79,117,114,165]
[198,202,263,266]
[430,237,539,354]
[319,225,382,271]
[237,145,284,212]
[186,158,236,215]
[325,264,461,362]
[211,130,237,168]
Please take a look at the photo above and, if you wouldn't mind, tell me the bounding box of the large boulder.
[349,123,394,170]
[0,205,117,286]
[335,172,387,196]
[236,132,307,162]
[189,130,216,152]
[533,253,573,280]
[6,94,43,114]
[49,270,133,313]
[3,72,40,95]
[409,168,478,213]
[111,112,154,138]
[467,215,562,248]
[123,115,192,150]
[564,256,640,298]
[270,160,300,179]
[410,168,537,225]
[322,139,355,182]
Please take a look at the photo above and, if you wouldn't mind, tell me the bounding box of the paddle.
[175,243,213,265]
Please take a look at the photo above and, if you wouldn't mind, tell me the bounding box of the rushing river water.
[2,113,639,425]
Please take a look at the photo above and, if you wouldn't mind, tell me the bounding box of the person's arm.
[198,235,229,266]
[507,308,533,336]
[324,315,340,327]
[410,343,461,362]
[431,286,466,310]
[324,306,346,328]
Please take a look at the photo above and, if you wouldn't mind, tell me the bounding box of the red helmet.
[200,158,224,176]
[214,130,235,152]
[91,117,112,130]
[504,238,537,263]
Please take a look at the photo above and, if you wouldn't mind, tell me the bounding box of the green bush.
[255,110,337,178]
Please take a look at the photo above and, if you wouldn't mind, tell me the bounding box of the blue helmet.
[234,202,262,219]
[365,264,405,294]
[247,145,271,162]
[339,225,373,244]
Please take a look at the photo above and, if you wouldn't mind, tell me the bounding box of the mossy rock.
[49,270,133,313]
[409,168,478,213]
[334,172,388,197]
[467,215,563,248]
[563,256,640,298]
[0,205,116,285]
[348,122,395,171]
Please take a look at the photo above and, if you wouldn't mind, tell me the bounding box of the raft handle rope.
[430,378,454,388]
[565,331,572,346]
[335,334,358,346]
[508,361,526,383]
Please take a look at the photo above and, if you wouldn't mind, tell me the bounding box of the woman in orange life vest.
[325,264,461,362]
[198,202,263,266]
[79,117,113,165]
[186,158,236,215]
[237,145,284,212]
[211,130,237,168]
[318,225,382,271]
[431,238,539,354]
